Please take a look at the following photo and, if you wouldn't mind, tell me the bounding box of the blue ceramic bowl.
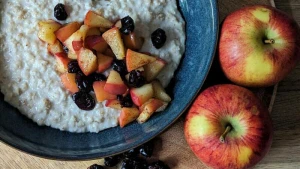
[0,0,218,159]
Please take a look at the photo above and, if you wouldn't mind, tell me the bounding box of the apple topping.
[123,32,144,51]
[137,98,168,124]
[38,20,62,44]
[97,53,113,73]
[102,27,126,60]
[60,73,79,93]
[119,107,140,128]
[84,10,113,28]
[64,25,89,54]
[152,80,171,102]
[144,58,167,81]
[105,99,122,110]
[38,9,172,126]
[126,49,156,72]
[77,48,98,76]
[47,40,64,56]
[130,83,154,107]
[55,52,71,73]
[85,35,108,53]
[104,70,128,95]
[93,81,117,102]
[55,22,81,43]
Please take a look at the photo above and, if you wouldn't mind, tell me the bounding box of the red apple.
[219,5,300,87]
[184,84,273,169]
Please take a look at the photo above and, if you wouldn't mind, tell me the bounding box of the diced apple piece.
[144,58,167,81]
[123,33,144,51]
[104,70,128,95]
[47,40,64,56]
[86,27,101,36]
[137,98,168,123]
[85,35,108,53]
[119,107,140,128]
[152,80,171,102]
[130,83,154,107]
[114,20,122,29]
[104,48,116,58]
[68,51,77,59]
[126,49,156,72]
[99,27,109,33]
[105,99,122,110]
[97,53,113,73]
[64,25,89,53]
[78,48,98,76]
[55,52,71,73]
[102,27,126,60]
[93,81,117,102]
[55,22,81,43]
[84,10,113,28]
[60,73,79,93]
[38,20,62,44]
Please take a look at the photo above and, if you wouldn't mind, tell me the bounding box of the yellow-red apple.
[184,84,273,169]
[219,5,300,87]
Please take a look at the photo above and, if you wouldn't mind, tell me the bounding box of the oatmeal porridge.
[0,0,185,133]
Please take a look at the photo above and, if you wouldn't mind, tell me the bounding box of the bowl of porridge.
[0,0,218,159]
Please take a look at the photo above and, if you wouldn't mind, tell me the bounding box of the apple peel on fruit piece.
[102,27,126,60]
[184,84,273,169]
[38,20,62,44]
[219,5,300,87]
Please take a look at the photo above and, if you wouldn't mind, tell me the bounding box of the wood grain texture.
[1,0,300,169]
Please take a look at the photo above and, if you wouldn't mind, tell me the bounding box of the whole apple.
[219,5,300,87]
[184,84,273,169]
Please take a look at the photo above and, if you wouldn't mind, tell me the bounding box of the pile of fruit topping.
[88,140,170,169]
[37,4,171,127]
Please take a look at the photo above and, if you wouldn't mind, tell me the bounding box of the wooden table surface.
[1,0,300,169]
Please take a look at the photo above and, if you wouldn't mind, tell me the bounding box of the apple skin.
[184,84,273,169]
[219,5,300,87]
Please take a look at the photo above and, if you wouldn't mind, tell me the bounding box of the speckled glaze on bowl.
[0,0,218,159]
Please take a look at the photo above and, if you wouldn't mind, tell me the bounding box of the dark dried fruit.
[68,61,80,73]
[76,72,93,92]
[87,164,104,169]
[128,70,145,88]
[148,160,170,169]
[113,60,128,76]
[139,140,154,157]
[121,158,134,169]
[72,91,95,110]
[123,148,139,158]
[120,16,135,35]
[118,94,133,108]
[88,73,107,82]
[132,157,148,169]
[54,3,68,21]
[151,28,167,49]
[104,155,121,167]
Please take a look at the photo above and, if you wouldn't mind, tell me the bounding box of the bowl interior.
[0,0,218,159]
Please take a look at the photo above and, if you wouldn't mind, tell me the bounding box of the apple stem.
[264,39,275,44]
[220,125,232,143]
